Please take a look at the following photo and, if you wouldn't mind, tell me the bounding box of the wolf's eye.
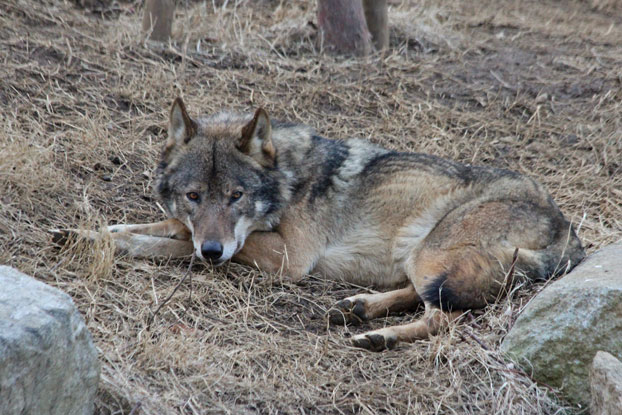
[231,191,243,201]
[186,192,200,202]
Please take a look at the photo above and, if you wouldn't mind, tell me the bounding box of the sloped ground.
[0,0,620,413]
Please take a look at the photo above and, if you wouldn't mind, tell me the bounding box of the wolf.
[57,98,585,351]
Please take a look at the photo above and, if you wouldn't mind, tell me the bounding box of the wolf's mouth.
[211,259,226,267]
[197,241,243,266]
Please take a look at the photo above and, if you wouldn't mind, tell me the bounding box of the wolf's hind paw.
[351,332,397,352]
[327,298,368,326]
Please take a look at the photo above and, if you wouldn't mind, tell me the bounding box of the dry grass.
[1,0,621,414]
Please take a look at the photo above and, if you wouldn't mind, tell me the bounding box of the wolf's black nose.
[201,241,223,260]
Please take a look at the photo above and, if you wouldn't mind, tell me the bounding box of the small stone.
[591,351,622,415]
[535,92,549,104]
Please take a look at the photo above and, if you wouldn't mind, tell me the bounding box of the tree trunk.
[362,0,389,51]
[317,0,371,56]
[142,0,174,42]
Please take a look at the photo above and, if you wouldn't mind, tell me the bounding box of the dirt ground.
[1,0,621,414]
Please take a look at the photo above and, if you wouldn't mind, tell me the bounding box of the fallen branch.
[147,255,195,330]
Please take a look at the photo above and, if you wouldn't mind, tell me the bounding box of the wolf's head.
[154,98,287,264]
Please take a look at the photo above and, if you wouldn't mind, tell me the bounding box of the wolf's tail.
[516,221,586,281]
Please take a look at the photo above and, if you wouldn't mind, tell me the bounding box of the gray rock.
[500,242,622,408]
[591,351,622,415]
[0,266,99,415]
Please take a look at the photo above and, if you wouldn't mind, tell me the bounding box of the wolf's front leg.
[109,231,194,258]
[107,218,192,240]
[234,230,319,280]
[106,218,193,258]
[51,218,193,259]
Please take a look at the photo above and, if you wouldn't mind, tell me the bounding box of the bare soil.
[1,0,620,414]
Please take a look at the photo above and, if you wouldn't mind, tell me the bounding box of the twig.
[462,328,491,351]
[187,262,193,303]
[129,401,142,415]
[505,247,519,284]
[490,70,514,90]
[147,255,195,330]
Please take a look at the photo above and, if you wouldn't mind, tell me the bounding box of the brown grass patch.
[1,0,620,413]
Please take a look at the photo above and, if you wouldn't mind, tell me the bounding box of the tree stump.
[362,0,389,51]
[317,0,371,56]
[142,0,174,42]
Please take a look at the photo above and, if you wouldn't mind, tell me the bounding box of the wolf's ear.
[237,108,276,167]
[168,98,197,146]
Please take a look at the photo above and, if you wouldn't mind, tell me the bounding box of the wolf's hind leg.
[350,247,494,350]
[351,305,462,351]
[328,286,421,325]
[351,244,509,351]
[351,199,583,351]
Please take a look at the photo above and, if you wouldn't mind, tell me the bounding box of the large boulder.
[500,242,622,408]
[0,266,99,415]
[591,351,622,415]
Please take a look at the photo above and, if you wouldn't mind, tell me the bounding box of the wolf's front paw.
[50,229,92,246]
[351,331,397,352]
[50,228,101,246]
[50,229,73,246]
[327,298,368,326]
